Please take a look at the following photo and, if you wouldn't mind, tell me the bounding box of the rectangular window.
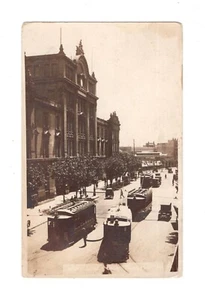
[90,141,94,156]
[42,112,50,158]
[68,139,74,156]
[68,120,74,133]
[90,121,94,137]
[27,66,32,76]
[47,90,54,101]
[78,99,81,113]
[78,99,86,114]
[77,74,81,86]
[101,128,104,138]
[56,115,60,129]
[34,65,40,77]
[89,83,95,95]
[65,66,73,80]
[67,94,75,112]
[105,129,108,140]
[90,105,94,118]
[43,112,49,128]
[44,64,50,77]
[51,64,58,76]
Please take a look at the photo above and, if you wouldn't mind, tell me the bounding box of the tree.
[27,162,46,207]
[70,156,104,197]
[49,158,73,201]
[50,156,104,200]
[104,155,126,186]
[84,156,104,196]
[119,152,140,174]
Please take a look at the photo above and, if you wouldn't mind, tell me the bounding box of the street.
[26,169,179,277]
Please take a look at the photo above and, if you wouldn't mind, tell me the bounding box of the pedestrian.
[120,189,124,199]
[82,227,87,247]
[27,220,31,236]
[165,174,167,179]
[103,263,112,274]
[175,184,178,194]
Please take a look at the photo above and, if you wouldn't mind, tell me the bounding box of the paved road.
[25,169,180,277]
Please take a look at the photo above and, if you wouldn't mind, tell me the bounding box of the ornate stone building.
[97,112,120,157]
[25,40,120,160]
[25,41,120,201]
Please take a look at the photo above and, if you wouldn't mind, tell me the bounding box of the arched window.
[77,63,87,90]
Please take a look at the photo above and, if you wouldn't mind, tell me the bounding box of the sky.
[22,22,182,147]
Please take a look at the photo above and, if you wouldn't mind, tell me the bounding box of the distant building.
[135,151,166,159]
[156,138,178,162]
[143,141,156,148]
[97,113,120,157]
[119,146,132,153]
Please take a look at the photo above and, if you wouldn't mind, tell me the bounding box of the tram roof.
[128,187,147,198]
[106,204,132,221]
[57,201,94,216]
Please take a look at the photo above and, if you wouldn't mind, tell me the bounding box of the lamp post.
[93,183,96,196]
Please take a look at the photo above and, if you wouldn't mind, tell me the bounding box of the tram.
[122,172,131,185]
[47,201,96,247]
[103,204,132,262]
[127,174,153,215]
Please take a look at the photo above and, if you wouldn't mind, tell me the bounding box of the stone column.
[62,92,67,157]
[94,104,97,156]
[99,140,102,156]
[86,102,90,155]
[75,97,79,156]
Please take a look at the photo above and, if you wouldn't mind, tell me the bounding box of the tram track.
[118,263,129,273]
[28,197,152,275]
[114,204,153,272]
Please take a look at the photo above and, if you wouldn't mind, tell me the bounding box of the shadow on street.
[97,239,129,264]
[132,206,152,222]
[158,215,171,222]
[166,232,178,245]
[170,246,178,272]
[41,239,77,251]
[40,227,96,251]
[27,229,36,236]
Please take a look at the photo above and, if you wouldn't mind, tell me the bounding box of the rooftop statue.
[76,40,84,55]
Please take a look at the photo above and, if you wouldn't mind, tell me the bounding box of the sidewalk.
[27,180,106,229]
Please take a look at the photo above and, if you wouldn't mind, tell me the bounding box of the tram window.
[75,216,80,227]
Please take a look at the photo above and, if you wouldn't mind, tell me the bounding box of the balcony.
[78,133,86,139]
[67,131,74,138]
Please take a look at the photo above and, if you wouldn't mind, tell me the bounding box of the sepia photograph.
[22,22,182,278]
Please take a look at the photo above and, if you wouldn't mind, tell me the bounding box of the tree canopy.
[50,156,104,196]
[27,163,46,193]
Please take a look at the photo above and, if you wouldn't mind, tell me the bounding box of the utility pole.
[133,139,135,155]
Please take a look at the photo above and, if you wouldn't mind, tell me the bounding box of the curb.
[29,220,48,230]
[36,193,101,207]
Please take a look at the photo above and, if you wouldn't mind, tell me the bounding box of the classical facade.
[97,113,120,157]
[25,41,120,202]
[25,41,120,160]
